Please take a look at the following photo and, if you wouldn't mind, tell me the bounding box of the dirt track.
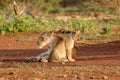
[0,34,120,80]
[0,34,120,67]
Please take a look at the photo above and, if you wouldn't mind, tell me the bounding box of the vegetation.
[0,0,120,40]
[0,15,39,34]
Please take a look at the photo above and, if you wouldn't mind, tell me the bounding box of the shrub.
[66,19,98,33]
[0,14,40,34]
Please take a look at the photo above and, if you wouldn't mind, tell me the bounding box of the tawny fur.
[26,30,79,62]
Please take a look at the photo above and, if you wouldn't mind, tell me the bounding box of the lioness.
[37,30,79,62]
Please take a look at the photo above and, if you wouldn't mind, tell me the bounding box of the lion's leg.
[66,49,75,62]
[49,51,68,62]
[72,47,77,59]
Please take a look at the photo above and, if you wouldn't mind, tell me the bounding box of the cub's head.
[37,31,54,48]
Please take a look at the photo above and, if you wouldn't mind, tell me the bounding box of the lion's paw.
[69,58,75,62]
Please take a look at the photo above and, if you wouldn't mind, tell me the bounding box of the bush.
[66,19,98,32]
[31,0,62,13]
[0,14,40,34]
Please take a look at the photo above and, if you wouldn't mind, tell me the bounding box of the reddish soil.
[0,33,120,80]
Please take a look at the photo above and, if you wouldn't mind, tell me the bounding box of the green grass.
[0,13,120,40]
[0,14,40,34]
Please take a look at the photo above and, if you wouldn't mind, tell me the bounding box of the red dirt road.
[0,34,120,67]
[0,34,120,80]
